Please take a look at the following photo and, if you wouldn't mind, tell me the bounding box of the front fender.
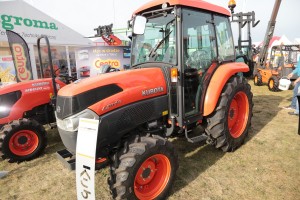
[203,62,249,116]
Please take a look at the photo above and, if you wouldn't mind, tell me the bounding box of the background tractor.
[0,32,76,162]
[55,0,253,199]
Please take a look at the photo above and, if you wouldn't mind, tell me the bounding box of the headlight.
[0,106,9,112]
[0,105,11,118]
[56,109,99,132]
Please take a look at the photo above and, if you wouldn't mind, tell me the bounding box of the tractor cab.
[130,1,236,126]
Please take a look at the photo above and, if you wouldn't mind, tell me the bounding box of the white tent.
[294,38,300,44]
[271,35,292,46]
[0,0,92,79]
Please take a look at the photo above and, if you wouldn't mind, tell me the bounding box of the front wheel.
[205,75,253,152]
[253,73,262,86]
[268,76,280,92]
[109,135,178,200]
[0,119,47,162]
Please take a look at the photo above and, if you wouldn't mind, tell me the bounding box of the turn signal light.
[171,68,178,82]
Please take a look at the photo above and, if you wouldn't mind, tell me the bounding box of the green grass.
[0,81,299,200]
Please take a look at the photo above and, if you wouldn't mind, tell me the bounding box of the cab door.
[181,9,216,122]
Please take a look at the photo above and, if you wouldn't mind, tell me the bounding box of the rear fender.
[203,62,249,116]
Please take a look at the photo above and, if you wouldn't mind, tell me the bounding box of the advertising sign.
[75,46,131,78]
[0,56,15,83]
[76,118,99,200]
[6,30,33,82]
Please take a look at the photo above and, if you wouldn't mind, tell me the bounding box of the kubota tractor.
[0,35,75,162]
[56,0,253,199]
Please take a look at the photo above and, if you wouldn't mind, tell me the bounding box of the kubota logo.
[12,44,32,81]
[94,59,120,68]
[0,14,58,30]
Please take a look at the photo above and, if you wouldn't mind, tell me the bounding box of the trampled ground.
[0,81,299,200]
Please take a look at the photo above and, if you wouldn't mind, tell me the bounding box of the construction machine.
[56,0,253,199]
[230,6,260,78]
[254,44,300,89]
[93,24,122,46]
[253,0,284,91]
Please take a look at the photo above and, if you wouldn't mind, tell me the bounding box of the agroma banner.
[6,30,33,82]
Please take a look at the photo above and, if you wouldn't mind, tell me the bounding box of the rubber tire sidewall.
[254,73,262,86]
[110,136,178,200]
[205,76,253,152]
[1,119,47,162]
[268,76,280,92]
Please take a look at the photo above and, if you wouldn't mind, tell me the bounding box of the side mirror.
[133,16,147,35]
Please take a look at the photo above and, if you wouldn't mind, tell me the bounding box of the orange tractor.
[55,0,253,199]
[0,32,76,162]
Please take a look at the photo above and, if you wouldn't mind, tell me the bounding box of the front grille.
[56,84,123,119]
[116,101,154,130]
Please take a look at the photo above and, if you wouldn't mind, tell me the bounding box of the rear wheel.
[0,119,47,162]
[253,73,262,86]
[268,76,280,91]
[109,135,178,200]
[205,75,253,152]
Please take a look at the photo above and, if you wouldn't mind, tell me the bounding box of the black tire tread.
[254,73,263,86]
[109,135,178,200]
[205,75,253,152]
[268,76,280,92]
[0,118,47,162]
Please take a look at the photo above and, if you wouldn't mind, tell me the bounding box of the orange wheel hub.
[228,91,249,138]
[9,130,39,156]
[269,79,274,88]
[134,154,171,200]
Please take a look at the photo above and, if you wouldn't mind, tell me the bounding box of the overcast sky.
[20,0,300,43]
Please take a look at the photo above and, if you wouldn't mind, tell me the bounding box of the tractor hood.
[56,68,167,119]
[0,78,66,124]
[0,78,66,95]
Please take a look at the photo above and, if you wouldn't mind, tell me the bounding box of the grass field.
[0,81,299,200]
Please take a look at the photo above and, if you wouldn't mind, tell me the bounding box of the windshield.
[131,13,176,66]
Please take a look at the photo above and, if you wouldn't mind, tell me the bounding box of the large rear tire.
[109,135,178,200]
[205,75,253,152]
[0,118,47,162]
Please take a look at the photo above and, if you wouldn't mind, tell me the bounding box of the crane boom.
[258,0,282,67]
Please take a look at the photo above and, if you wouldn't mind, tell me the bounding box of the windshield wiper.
[148,30,173,60]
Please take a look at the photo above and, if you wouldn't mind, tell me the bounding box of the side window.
[182,10,216,73]
[214,16,235,61]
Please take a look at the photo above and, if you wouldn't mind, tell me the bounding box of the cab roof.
[134,0,230,16]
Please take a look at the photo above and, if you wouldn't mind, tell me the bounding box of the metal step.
[56,149,75,170]
[186,135,207,143]
[185,128,207,143]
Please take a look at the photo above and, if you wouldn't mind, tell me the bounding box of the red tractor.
[0,35,75,162]
[56,0,253,199]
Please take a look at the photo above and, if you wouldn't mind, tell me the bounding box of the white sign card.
[76,118,99,200]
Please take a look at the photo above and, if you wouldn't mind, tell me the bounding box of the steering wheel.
[59,73,77,84]
[186,49,209,69]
